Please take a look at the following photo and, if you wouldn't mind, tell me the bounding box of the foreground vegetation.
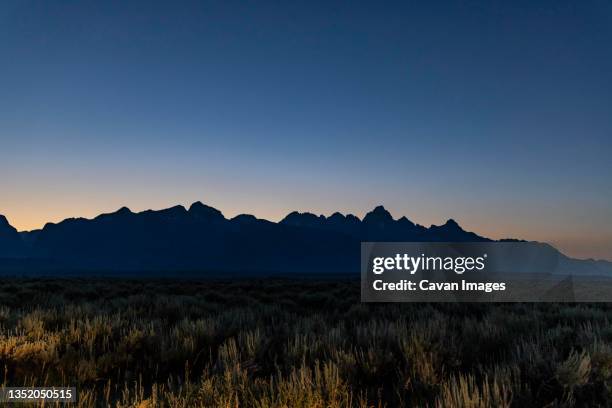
[0,278,611,407]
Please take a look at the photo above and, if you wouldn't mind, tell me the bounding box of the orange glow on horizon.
[2,202,611,262]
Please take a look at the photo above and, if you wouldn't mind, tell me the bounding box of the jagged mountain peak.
[116,206,132,214]
[363,205,394,224]
[443,218,461,229]
[0,214,25,256]
[0,215,11,228]
[328,212,361,223]
[153,205,188,218]
[397,216,416,227]
[0,215,20,237]
[429,218,462,230]
[280,211,324,227]
[188,202,225,220]
[284,211,322,219]
[94,206,134,221]
[371,205,390,214]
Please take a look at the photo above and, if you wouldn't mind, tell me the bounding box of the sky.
[1,0,611,260]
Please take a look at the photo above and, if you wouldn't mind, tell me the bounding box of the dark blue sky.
[1,0,611,259]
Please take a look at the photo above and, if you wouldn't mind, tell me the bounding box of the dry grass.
[0,278,610,407]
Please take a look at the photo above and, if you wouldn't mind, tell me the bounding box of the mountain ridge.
[0,202,610,275]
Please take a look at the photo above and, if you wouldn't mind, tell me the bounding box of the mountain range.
[0,202,610,276]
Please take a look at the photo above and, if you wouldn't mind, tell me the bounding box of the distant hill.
[0,203,610,276]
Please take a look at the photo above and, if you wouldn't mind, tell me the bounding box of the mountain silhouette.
[0,203,609,275]
[0,215,26,257]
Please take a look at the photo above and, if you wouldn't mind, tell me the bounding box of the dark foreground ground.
[0,278,611,407]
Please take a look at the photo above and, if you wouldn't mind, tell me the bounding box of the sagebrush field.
[0,278,611,407]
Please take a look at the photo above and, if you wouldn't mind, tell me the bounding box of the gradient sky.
[1,0,611,260]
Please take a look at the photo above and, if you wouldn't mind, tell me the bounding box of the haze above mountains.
[0,203,610,276]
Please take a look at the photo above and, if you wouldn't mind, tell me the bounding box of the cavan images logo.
[362,242,612,302]
[369,253,506,293]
